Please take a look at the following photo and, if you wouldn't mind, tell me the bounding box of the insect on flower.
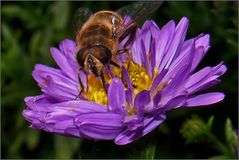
[74,2,163,96]
[23,2,227,145]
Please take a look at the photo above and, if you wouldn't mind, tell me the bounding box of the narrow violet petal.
[141,40,151,77]
[24,94,56,112]
[53,120,81,136]
[22,109,45,124]
[185,67,212,89]
[190,46,205,71]
[115,114,166,145]
[108,78,126,113]
[50,47,77,81]
[42,76,76,101]
[126,89,133,106]
[74,113,123,140]
[160,17,189,70]
[195,34,210,52]
[155,20,175,68]
[185,92,225,107]
[151,68,168,93]
[65,127,81,137]
[131,29,143,66]
[162,61,191,97]
[150,38,156,77]
[59,39,77,58]
[153,90,162,106]
[140,20,153,52]
[134,90,151,109]
[45,76,78,100]
[33,64,77,88]
[164,39,195,81]
[80,122,122,140]
[186,63,227,94]
[121,66,133,90]
[160,94,188,111]
[49,100,108,113]
[149,20,160,37]
[59,39,79,71]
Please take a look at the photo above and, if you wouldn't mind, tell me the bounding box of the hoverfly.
[74,1,163,96]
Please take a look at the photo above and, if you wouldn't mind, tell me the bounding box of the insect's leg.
[116,48,129,55]
[110,60,120,68]
[119,23,137,48]
[75,69,85,100]
[99,71,107,91]
[116,48,132,66]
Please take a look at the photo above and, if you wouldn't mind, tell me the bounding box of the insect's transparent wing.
[74,7,93,32]
[117,1,163,25]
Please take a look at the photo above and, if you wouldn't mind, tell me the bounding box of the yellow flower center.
[126,61,152,95]
[81,58,167,106]
[82,75,108,106]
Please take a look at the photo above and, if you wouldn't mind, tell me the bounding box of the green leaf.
[2,5,28,19]
[25,130,41,150]
[50,1,70,30]
[225,118,238,157]
[225,119,236,145]
[54,135,82,159]
[207,116,214,130]
[144,143,157,159]
[29,31,43,63]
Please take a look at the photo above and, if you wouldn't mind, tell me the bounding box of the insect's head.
[76,45,112,76]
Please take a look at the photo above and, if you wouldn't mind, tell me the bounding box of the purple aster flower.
[23,17,227,145]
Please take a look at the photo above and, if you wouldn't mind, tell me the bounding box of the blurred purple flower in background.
[23,17,227,145]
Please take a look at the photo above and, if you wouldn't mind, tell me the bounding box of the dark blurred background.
[1,1,238,159]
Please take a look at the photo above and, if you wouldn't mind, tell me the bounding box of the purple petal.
[50,47,77,81]
[131,29,143,66]
[134,90,150,109]
[108,78,126,113]
[185,92,225,107]
[180,34,210,71]
[49,100,108,113]
[163,39,195,82]
[155,20,175,68]
[186,63,227,94]
[59,39,79,71]
[159,17,189,70]
[190,46,205,71]
[74,113,123,140]
[41,76,77,101]
[24,94,56,112]
[126,89,133,106]
[185,67,212,89]
[115,114,166,145]
[53,119,81,137]
[121,66,133,90]
[150,38,156,76]
[59,39,77,58]
[160,94,188,111]
[153,90,162,106]
[151,68,168,93]
[140,20,153,52]
[140,40,151,77]
[162,60,191,97]
[32,64,79,100]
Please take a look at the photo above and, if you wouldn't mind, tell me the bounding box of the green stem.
[206,131,233,157]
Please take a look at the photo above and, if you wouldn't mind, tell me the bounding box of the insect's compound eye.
[76,48,87,67]
[90,45,112,65]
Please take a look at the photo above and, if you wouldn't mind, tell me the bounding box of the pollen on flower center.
[127,61,152,94]
[82,75,108,105]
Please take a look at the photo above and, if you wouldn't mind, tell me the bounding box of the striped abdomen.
[77,23,117,53]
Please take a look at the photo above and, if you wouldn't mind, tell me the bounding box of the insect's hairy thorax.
[77,17,118,53]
